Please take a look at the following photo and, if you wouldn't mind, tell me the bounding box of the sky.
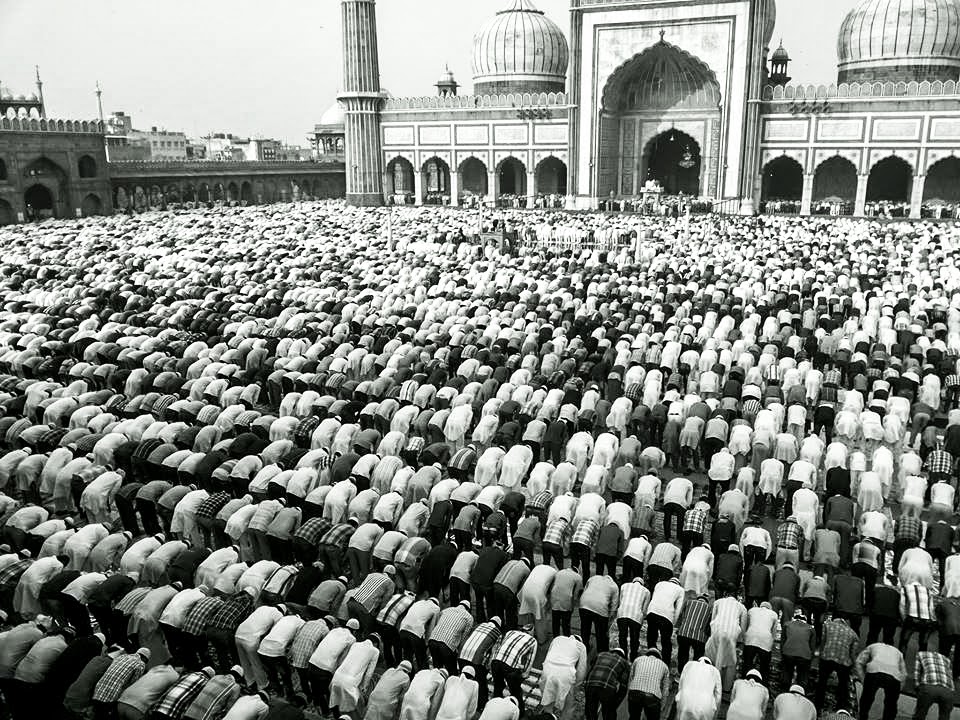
[0,0,860,146]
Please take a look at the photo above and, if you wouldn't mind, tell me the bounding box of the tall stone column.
[738,0,766,215]
[339,0,384,206]
[910,175,925,218]
[526,171,536,208]
[488,171,497,203]
[449,171,459,206]
[854,174,868,216]
[414,168,424,206]
[801,173,814,215]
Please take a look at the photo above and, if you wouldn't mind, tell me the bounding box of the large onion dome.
[837,0,960,84]
[472,0,569,95]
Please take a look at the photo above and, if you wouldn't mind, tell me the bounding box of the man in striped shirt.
[459,617,503,709]
[490,626,537,715]
[899,581,935,655]
[345,567,395,634]
[628,647,670,720]
[428,600,474,675]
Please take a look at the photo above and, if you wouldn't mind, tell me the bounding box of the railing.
[811,200,854,216]
[0,117,104,133]
[762,79,960,101]
[712,197,744,215]
[760,200,801,215]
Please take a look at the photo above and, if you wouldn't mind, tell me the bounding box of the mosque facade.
[335,0,960,217]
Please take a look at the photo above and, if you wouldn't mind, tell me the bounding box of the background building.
[105,111,188,161]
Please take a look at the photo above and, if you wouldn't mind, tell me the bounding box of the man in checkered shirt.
[151,667,215,720]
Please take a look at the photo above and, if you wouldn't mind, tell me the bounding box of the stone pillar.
[910,174,925,218]
[526,171,536,208]
[488,170,497,203]
[738,0,766,215]
[449,171,459,206]
[854,174,868,216]
[801,173,814,215]
[339,0,384,206]
[414,168,424,206]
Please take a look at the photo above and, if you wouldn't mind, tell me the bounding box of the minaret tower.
[338,0,384,206]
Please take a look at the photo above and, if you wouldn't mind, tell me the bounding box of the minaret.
[34,65,46,118]
[338,0,384,206]
[95,81,105,123]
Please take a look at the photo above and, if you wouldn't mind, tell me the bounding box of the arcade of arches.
[598,39,721,198]
[383,154,567,205]
[112,176,343,210]
[759,152,959,216]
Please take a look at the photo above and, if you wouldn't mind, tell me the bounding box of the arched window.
[0,158,7,181]
[77,155,97,178]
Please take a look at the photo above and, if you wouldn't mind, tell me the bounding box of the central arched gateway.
[598,39,722,199]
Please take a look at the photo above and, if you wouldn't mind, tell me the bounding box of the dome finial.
[659,28,666,42]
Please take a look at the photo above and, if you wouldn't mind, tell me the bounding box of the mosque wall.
[379,105,570,203]
[0,127,112,223]
[758,101,960,214]
[569,1,753,207]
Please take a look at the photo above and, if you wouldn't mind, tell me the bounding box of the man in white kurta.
[538,634,588,711]
[680,544,714,597]
[330,635,381,714]
[675,656,722,720]
[434,667,480,720]
[399,667,448,720]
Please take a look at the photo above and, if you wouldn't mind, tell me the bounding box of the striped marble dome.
[472,0,569,96]
[837,0,960,84]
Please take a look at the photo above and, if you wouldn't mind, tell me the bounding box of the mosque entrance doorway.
[597,38,721,198]
[760,156,803,211]
[642,130,701,195]
[385,157,415,202]
[866,156,912,206]
[458,157,488,200]
[24,184,54,220]
[421,157,450,205]
[497,157,527,198]
[535,156,567,196]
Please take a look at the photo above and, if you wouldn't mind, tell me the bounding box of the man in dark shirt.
[866,581,900,645]
[167,545,211,588]
[469,544,508,620]
[86,573,136,647]
[771,561,800,622]
[824,467,851,499]
[418,540,457,599]
[543,420,569,466]
[427,499,453,546]
[714,545,744,598]
[745,561,772,607]
[925,520,955,582]
[823,493,855,565]
[500,492,526,538]
[832,573,866,633]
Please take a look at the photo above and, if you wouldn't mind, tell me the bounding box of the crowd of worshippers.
[0,202,959,720]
